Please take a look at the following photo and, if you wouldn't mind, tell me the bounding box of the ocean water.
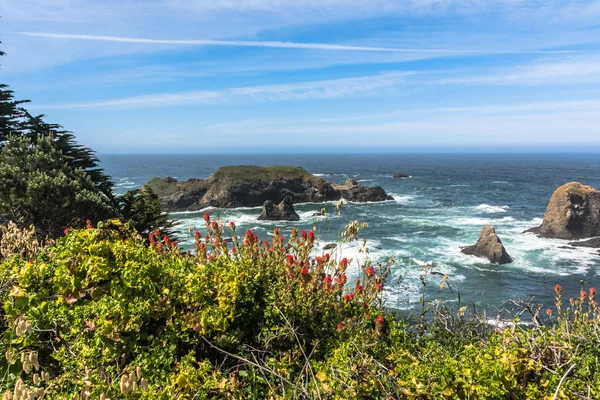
[100,153,600,312]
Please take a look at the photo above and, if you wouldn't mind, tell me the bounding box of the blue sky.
[1,0,600,153]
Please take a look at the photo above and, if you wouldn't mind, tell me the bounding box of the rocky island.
[144,165,393,211]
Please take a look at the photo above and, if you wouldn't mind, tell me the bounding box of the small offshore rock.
[258,196,300,221]
[461,225,512,264]
[568,238,600,248]
[323,243,337,250]
[393,173,410,178]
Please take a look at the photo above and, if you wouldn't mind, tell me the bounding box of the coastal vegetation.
[212,166,311,182]
[2,218,600,399]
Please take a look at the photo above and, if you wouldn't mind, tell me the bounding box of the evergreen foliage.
[118,188,177,237]
[0,45,173,239]
[0,136,115,238]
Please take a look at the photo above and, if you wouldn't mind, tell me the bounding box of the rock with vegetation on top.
[257,196,299,221]
[461,225,512,264]
[393,173,410,178]
[526,182,600,239]
[145,165,393,211]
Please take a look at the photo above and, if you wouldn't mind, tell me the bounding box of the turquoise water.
[100,153,600,312]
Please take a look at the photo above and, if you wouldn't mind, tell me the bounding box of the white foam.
[475,204,509,214]
[391,194,414,204]
[452,216,515,226]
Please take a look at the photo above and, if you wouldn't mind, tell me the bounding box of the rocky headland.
[526,182,600,242]
[145,165,393,211]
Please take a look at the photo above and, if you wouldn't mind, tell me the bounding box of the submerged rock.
[258,196,300,221]
[461,225,512,264]
[145,165,392,211]
[526,182,600,239]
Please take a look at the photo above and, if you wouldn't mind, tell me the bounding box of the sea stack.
[258,196,300,221]
[526,182,600,239]
[462,225,512,264]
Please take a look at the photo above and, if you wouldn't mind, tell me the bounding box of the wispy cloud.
[17,32,579,54]
[40,72,411,109]
[439,57,600,85]
[199,99,600,146]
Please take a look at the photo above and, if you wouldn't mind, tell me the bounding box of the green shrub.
[1,217,600,399]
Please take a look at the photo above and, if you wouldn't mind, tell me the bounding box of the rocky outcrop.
[145,165,393,211]
[393,173,410,178]
[568,238,600,248]
[258,196,299,221]
[461,225,512,264]
[526,182,600,239]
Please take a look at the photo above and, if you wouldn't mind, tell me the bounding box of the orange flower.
[555,284,562,292]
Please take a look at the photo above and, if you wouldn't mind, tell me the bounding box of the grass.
[212,165,311,182]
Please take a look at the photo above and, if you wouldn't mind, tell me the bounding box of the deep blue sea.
[100,153,600,314]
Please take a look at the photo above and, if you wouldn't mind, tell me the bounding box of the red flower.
[287,255,295,264]
[301,230,307,240]
[344,294,352,302]
[337,323,343,330]
[355,284,363,294]
[555,284,562,293]
[86,219,92,229]
[308,231,315,242]
[64,227,70,236]
[301,266,309,276]
[581,290,587,300]
[340,258,348,267]
[376,284,382,291]
[211,221,219,230]
[376,315,385,326]
[163,235,169,244]
[229,221,236,230]
[546,308,552,316]
[366,266,375,276]
[154,229,160,236]
[149,233,155,244]
[340,274,347,285]
[232,248,237,255]
[195,230,201,239]
[590,287,596,297]
[324,275,332,285]
[171,241,176,247]
[324,253,330,260]
[204,212,210,223]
